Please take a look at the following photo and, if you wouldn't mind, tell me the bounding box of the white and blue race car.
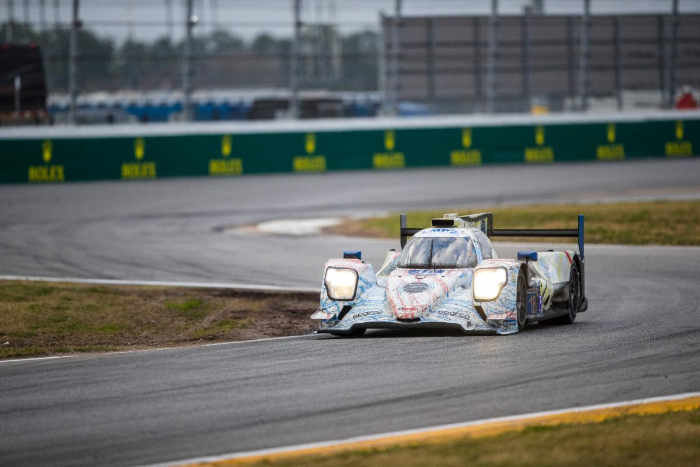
[312,212,588,336]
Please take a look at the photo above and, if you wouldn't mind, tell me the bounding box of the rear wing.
[488,213,585,260]
[399,212,585,260]
[399,214,422,249]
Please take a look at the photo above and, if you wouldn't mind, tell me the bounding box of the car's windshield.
[398,237,477,269]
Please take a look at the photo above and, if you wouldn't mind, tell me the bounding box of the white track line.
[142,391,700,467]
[0,334,316,365]
[0,276,319,364]
[0,355,78,364]
[0,275,318,293]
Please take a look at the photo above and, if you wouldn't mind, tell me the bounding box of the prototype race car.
[311,212,588,335]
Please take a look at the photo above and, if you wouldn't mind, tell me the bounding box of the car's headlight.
[473,268,508,301]
[325,267,359,301]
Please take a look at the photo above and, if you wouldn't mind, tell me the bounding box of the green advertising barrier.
[0,114,698,184]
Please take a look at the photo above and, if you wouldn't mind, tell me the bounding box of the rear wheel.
[516,272,527,332]
[551,264,580,325]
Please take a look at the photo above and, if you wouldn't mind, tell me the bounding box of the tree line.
[1,24,379,94]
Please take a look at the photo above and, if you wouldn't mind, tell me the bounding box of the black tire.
[551,264,581,325]
[331,328,366,337]
[516,272,527,332]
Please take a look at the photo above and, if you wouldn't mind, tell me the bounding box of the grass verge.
[0,281,318,359]
[222,407,700,467]
[327,200,700,245]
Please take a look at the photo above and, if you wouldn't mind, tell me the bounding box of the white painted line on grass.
[142,391,700,467]
[0,275,318,293]
[0,276,319,364]
[256,218,343,235]
[0,355,79,364]
[199,334,316,347]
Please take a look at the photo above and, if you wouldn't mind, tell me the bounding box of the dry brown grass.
[235,408,700,467]
[0,281,318,359]
[327,200,700,246]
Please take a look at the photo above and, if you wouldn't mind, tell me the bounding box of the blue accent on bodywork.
[517,251,538,261]
[343,250,362,260]
[526,291,543,317]
[578,215,585,259]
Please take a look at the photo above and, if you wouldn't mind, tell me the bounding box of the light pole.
[14,75,21,113]
[69,0,80,125]
[290,0,301,119]
[522,6,532,113]
[578,0,590,111]
[183,0,197,121]
[377,11,387,114]
[669,0,679,108]
[165,0,173,40]
[5,0,14,42]
[486,0,498,113]
[390,0,402,116]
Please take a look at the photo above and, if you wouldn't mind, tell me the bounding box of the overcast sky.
[3,0,700,43]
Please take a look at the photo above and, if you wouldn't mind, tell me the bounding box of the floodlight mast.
[669,0,679,108]
[68,0,79,125]
[5,0,14,42]
[290,0,302,119]
[486,0,498,113]
[578,0,591,111]
[390,0,402,116]
[182,0,196,122]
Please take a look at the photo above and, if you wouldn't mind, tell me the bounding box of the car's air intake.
[431,218,456,227]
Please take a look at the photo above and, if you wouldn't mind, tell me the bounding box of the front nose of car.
[393,302,429,320]
[387,276,447,320]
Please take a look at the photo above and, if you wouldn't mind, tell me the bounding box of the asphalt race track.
[0,158,699,466]
[0,158,699,286]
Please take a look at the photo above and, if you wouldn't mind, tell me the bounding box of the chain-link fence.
[1,0,699,124]
[381,13,700,114]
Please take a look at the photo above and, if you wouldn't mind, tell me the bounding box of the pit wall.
[0,112,697,184]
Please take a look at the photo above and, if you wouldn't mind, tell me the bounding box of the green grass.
[244,408,700,467]
[334,200,700,246]
[166,298,210,319]
[194,318,253,338]
[0,281,317,359]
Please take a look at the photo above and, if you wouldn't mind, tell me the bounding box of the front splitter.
[318,321,498,335]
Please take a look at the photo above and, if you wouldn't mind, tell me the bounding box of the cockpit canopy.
[397,236,477,269]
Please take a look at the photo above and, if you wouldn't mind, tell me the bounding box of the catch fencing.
[381,13,700,114]
[3,2,700,121]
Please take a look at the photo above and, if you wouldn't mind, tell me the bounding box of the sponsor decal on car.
[353,309,383,319]
[434,309,471,323]
[401,282,433,293]
[429,228,459,234]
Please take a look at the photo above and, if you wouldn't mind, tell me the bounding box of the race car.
[311,212,588,336]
